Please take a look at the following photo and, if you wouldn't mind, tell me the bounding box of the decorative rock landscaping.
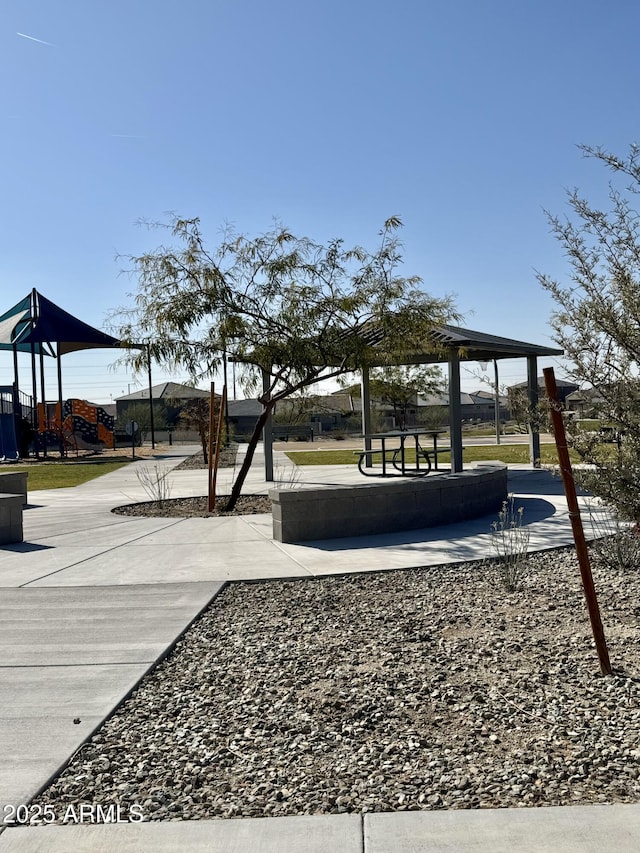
[33,544,640,821]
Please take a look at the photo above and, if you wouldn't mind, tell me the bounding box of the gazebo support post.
[57,345,64,456]
[39,349,48,458]
[146,344,155,449]
[29,289,40,459]
[30,343,39,459]
[449,349,463,472]
[494,359,501,445]
[361,367,373,467]
[262,367,274,482]
[527,355,541,467]
[223,350,230,445]
[12,345,19,398]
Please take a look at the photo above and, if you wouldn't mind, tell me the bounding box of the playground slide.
[0,412,19,460]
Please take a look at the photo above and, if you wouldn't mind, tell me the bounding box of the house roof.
[417,392,476,406]
[469,390,509,404]
[511,377,578,390]
[116,382,211,402]
[565,388,604,401]
[306,394,355,413]
[228,398,264,417]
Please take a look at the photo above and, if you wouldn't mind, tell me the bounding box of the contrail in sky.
[17,32,54,46]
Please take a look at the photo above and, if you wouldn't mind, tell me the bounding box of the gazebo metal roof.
[427,324,563,361]
[353,323,563,366]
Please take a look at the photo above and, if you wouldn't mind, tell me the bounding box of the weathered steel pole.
[208,382,216,511]
[494,359,501,445]
[543,367,612,676]
[210,385,226,511]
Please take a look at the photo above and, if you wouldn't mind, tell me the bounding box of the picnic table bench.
[355,429,450,477]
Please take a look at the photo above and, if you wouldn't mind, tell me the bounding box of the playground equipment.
[0,387,20,461]
[37,399,115,453]
[0,289,123,458]
[0,290,160,457]
[0,412,19,461]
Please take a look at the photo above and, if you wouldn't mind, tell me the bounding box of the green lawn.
[575,419,603,432]
[461,427,526,437]
[286,444,581,467]
[0,461,130,490]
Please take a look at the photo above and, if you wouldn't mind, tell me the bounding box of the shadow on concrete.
[297,498,557,553]
[0,542,53,553]
[508,468,590,496]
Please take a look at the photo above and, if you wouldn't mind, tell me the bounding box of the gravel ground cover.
[173,448,237,471]
[112,446,274,517]
[112,494,271,518]
[33,546,640,821]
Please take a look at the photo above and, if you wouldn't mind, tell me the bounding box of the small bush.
[491,495,530,591]
[136,465,173,505]
[586,499,640,571]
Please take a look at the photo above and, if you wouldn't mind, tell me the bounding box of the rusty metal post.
[208,382,215,512]
[543,367,612,676]
[210,385,226,511]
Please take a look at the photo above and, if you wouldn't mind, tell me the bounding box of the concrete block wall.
[0,494,24,544]
[0,470,28,505]
[270,463,508,543]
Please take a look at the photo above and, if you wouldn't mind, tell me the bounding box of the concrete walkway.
[0,445,632,852]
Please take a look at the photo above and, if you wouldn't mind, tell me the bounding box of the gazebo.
[260,324,563,478]
[361,324,563,472]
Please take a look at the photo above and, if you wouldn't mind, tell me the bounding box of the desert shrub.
[491,495,530,591]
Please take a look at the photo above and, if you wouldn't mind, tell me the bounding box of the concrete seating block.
[0,470,28,505]
[0,493,24,544]
[270,464,508,543]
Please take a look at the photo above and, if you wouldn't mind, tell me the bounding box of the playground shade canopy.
[0,290,120,354]
[0,290,125,457]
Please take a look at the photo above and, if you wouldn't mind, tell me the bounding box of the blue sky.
[2,0,639,403]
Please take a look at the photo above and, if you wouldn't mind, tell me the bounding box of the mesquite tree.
[116,216,456,509]
[539,144,640,521]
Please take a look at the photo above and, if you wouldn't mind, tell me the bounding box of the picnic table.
[355,429,449,477]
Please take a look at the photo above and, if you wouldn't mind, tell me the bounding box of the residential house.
[509,377,579,406]
[227,398,264,440]
[467,390,511,422]
[115,382,212,430]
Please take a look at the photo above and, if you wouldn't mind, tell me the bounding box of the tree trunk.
[225,403,273,511]
[199,424,208,465]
